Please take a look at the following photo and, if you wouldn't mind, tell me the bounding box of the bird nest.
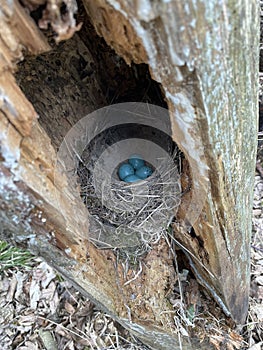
[78,151,181,251]
[56,103,182,254]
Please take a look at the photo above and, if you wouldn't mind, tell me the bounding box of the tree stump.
[0,0,259,349]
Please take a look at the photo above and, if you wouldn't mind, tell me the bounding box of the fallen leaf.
[17,340,38,350]
[38,329,58,350]
[255,276,263,286]
[33,262,56,289]
[248,342,263,350]
[0,276,10,292]
[15,271,26,300]
[64,301,75,315]
[0,303,14,324]
[29,280,41,310]
[252,304,263,321]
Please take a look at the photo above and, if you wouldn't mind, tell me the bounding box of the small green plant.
[0,240,33,272]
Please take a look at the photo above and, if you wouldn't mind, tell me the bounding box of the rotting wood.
[0,0,259,349]
[0,2,204,349]
[0,0,50,66]
[82,0,259,324]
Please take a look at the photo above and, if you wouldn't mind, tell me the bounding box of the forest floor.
[0,149,262,350]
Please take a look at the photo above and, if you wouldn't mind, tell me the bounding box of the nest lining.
[77,124,182,252]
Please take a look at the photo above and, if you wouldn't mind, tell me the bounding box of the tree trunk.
[0,0,258,349]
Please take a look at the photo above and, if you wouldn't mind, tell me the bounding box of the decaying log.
[82,0,258,323]
[0,0,259,349]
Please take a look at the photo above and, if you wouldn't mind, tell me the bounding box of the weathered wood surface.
[82,0,259,322]
[0,0,259,349]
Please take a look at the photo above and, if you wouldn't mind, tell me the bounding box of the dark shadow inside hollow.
[80,123,177,159]
[15,3,167,151]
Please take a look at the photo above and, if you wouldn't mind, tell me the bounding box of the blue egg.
[124,174,141,183]
[136,165,153,179]
[129,155,145,170]
[118,163,134,180]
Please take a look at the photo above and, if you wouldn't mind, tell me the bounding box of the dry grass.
[77,142,182,256]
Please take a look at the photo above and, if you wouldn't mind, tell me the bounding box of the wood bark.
[81,0,259,323]
[0,0,259,349]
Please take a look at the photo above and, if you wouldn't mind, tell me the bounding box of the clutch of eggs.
[118,155,153,182]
